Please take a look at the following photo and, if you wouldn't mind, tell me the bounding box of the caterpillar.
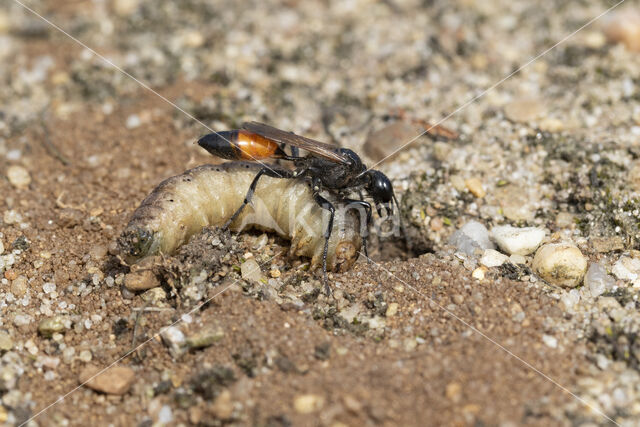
[118,162,362,273]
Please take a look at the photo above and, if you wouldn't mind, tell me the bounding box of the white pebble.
[3,210,23,224]
[532,243,587,288]
[43,282,56,294]
[79,350,92,362]
[560,289,581,311]
[612,256,640,281]
[542,334,558,349]
[126,114,141,129]
[584,263,615,297]
[448,221,494,256]
[480,249,509,267]
[0,238,4,255]
[6,165,31,188]
[157,405,173,424]
[490,225,546,255]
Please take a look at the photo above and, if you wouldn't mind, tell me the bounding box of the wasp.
[198,122,403,292]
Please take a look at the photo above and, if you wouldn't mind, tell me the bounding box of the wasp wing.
[242,121,349,164]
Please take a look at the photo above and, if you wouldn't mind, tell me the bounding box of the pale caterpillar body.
[119,162,362,272]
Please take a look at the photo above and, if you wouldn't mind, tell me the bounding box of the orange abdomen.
[236,130,280,160]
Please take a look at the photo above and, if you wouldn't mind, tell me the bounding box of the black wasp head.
[365,170,394,217]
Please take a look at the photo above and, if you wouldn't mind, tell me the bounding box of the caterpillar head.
[118,227,156,263]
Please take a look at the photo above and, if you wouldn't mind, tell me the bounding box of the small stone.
[0,330,13,351]
[124,269,159,291]
[269,268,281,278]
[603,9,640,52]
[79,350,93,362]
[490,225,546,255]
[294,394,325,414]
[465,178,485,198]
[480,249,509,267]
[448,221,494,256]
[6,165,31,189]
[509,254,527,265]
[126,114,141,129]
[560,289,581,311]
[161,326,186,357]
[584,263,615,297]
[538,117,564,133]
[542,334,558,349]
[3,210,22,225]
[241,259,263,283]
[79,365,135,395]
[157,405,173,424]
[211,390,233,419]
[472,267,487,280]
[11,275,28,296]
[504,98,546,123]
[113,0,140,16]
[186,326,225,349]
[362,121,423,162]
[445,382,462,402]
[140,287,167,304]
[385,302,399,317]
[0,239,4,255]
[612,256,640,281]
[591,236,625,253]
[532,243,587,288]
[90,245,108,260]
[38,316,66,337]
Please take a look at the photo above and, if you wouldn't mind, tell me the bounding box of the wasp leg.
[224,166,293,229]
[313,191,335,296]
[342,198,372,262]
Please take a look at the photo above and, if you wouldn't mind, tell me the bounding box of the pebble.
[542,334,558,349]
[211,390,233,419]
[0,330,13,351]
[0,239,3,255]
[504,98,546,123]
[448,221,494,256]
[490,225,545,255]
[472,266,487,280]
[445,382,462,402]
[161,326,186,357]
[385,302,399,317]
[362,121,422,162]
[125,114,141,129]
[465,177,485,198]
[480,249,509,267]
[532,243,587,288]
[113,0,140,16]
[38,316,66,337]
[186,326,225,349]
[603,9,640,52]
[241,259,263,283]
[6,165,31,189]
[78,350,93,362]
[560,289,581,311]
[10,275,28,296]
[157,405,174,424]
[294,394,325,414]
[612,256,640,281]
[3,210,22,225]
[79,365,136,395]
[124,269,160,291]
[584,263,615,297]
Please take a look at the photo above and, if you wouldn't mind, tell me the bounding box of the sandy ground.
[2,0,640,426]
